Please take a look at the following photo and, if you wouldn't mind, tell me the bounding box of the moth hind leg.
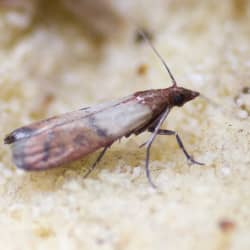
[148,128,204,165]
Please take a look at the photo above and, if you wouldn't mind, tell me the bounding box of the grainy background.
[0,0,250,249]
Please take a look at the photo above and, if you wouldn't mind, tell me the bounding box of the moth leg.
[144,108,171,189]
[145,138,157,188]
[84,146,109,178]
[148,128,204,165]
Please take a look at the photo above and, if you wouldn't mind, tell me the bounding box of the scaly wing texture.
[5,95,152,170]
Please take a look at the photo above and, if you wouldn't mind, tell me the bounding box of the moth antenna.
[137,29,177,87]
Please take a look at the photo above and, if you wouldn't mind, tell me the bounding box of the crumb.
[137,63,148,76]
[242,86,250,94]
[218,219,236,233]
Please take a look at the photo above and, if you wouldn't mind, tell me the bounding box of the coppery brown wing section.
[11,119,114,170]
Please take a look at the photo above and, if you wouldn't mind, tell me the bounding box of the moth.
[4,31,203,188]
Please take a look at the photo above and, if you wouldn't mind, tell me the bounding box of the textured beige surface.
[0,0,250,249]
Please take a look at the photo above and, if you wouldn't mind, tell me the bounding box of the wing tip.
[4,134,15,144]
[4,127,34,145]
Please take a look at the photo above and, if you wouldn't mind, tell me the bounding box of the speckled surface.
[0,0,250,249]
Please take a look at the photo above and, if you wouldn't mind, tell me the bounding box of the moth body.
[4,31,203,187]
[4,87,198,171]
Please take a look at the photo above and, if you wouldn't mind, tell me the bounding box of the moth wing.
[5,95,152,170]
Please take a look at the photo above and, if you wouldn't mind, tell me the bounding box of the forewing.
[5,95,152,170]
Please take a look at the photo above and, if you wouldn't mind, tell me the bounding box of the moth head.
[170,86,200,107]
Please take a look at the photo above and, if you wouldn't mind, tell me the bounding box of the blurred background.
[0,1,249,249]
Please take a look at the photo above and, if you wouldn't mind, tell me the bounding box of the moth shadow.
[16,143,142,193]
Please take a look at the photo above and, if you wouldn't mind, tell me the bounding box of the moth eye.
[173,94,184,106]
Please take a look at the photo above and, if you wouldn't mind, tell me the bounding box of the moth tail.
[4,127,34,144]
[4,134,15,144]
